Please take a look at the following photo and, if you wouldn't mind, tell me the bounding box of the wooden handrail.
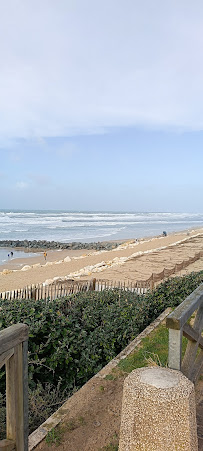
[0,324,28,354]
[0,324,29,451]
[166,284,203,330]
[166,283,203,383]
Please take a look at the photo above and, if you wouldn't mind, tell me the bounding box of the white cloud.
[28,173,53,186]
[1,0,203,140]
[16,181,28,190]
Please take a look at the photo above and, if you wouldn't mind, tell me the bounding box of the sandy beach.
[0,227,203,293]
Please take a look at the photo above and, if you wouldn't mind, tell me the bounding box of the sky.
[0,0,203,212]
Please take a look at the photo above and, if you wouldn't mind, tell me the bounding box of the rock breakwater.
[0,239,122,251]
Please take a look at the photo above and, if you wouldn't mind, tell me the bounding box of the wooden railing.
[0,278,150,302]
[0,324,29,450]
[166,283,203,383]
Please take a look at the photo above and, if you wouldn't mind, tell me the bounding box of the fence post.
[5,326,29,451]
[31,285,36,301]
[90,278,96,291]
[168,328,183,370]
[150,275,154,290]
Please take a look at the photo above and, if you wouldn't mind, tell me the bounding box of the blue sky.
[0,1,203,212]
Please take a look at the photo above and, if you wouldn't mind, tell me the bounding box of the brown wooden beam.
[0,439,15,450]
[0,324,28,354]
[183,323,203,349]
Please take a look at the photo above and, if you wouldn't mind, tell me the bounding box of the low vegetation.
[117,323,188,375]
[0,270,202,433]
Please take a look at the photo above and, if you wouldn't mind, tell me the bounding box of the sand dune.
[0,228,203,292]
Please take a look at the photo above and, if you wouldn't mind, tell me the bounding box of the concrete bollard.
[119,367,198,451]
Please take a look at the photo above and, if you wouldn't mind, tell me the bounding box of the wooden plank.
[0,348,14,370]
[35,284,38,301]
[181,303,203,380]
[0,439,16,450]
[23,340,28,451]
[166,283,203,330]
[14,343,26,450]
[32,285,37,301]
[0,324,29,354]
[5,343,28,450]
[190,350,203,383]
[6,354,15,441]
[51,285,54,301]
[183,323,203,349]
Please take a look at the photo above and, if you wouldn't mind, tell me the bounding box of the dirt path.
[35,365,203,451]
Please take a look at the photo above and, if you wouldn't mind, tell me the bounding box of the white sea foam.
[0,210,203,245]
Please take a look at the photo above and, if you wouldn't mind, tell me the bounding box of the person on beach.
[44,251,47,261]
[10,251,13,257]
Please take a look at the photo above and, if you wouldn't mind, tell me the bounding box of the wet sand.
[0,248,92,271]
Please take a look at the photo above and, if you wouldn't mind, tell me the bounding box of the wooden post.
[92,278,96,291]
[150,276,154,291]
[168,328,183,371]
[6,354,15,442]
[5,338,28,451]
[31,285,36,301]
[23,340,28,450]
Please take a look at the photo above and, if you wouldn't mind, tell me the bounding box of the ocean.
[0,210,203,243]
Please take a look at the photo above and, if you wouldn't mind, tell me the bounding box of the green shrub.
[0,270,202,432]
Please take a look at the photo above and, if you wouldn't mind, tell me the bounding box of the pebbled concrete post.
[119,367,198,451]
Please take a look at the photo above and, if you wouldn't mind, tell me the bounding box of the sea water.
[0,247,41,267]
[0,210,203,244]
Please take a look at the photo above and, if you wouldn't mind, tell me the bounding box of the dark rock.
[0,239,122,251]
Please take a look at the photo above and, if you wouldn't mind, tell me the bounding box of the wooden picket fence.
[148,250,203,285]
[0,250,202,302]
[0,278,150,301]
